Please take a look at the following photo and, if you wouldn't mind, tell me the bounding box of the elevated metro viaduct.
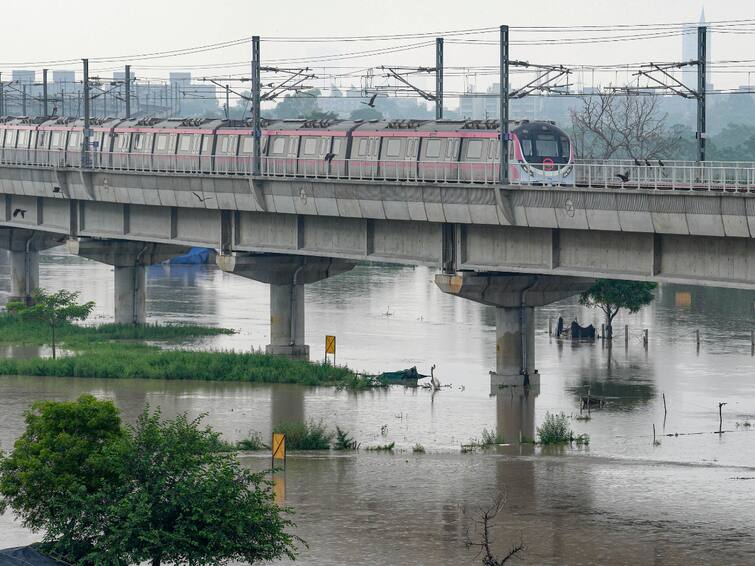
[0,164,753,387]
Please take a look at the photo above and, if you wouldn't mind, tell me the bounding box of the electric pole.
[252,35,261,176]
[22,84,27,116]
[125,65,131,119]
[499,25,509,184]
[82,58,91,168]
[42,69,48,116]
[436,37,443,119]
[0,73,4,116]
[697,25,707,162]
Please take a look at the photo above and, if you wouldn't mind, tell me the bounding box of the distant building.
[682,8,712,90]
[459,83,500,119]
[52,70,75,85]
[12,70,35,84]
[169,72,192,86]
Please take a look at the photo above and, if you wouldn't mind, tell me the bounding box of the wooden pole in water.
[548,318,553,337]
[643,329,649,349]
[696,329,700,351]
[625,324,629,348]
[653,423,656,445]
[718,402,727,434]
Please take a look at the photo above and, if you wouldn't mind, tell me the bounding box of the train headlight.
[562,165,573,177]
[522,163,532,175]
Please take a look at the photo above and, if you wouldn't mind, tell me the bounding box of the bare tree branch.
[570,92,679,160]
[464,492,525,566]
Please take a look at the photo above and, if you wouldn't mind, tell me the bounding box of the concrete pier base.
[217,253,356,360]
[436,272,593,388]
[67,238,189,324]
[0,228,63,305]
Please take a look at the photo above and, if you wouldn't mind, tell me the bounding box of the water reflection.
[495,385,538,449]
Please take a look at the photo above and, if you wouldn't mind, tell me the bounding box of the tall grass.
[0,342,366,387]
[537,412,590,445]
[274,420,332,450]
[0,315,233,346]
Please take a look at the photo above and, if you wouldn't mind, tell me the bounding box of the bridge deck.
[1,151,754,194]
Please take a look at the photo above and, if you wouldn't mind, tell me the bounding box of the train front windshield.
[513,123,571,167]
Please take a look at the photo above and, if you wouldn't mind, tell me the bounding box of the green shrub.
[365,442,395,452]
[333,426,358,450]
[237,432,267,451]
[480,428,503,446]
[537,412,590,445]
[412,443,426,453]
[274,420,332,450]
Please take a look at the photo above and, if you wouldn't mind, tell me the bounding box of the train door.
[112,131,130,169]
[298,135,330,176]
[352,135,380,179]
[238,135,253,174]
[200,134,214,173]
[49,130,66,167]
[329,135,347,177]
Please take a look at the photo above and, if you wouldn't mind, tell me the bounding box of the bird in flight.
[361,93,378,108]
[12,208,26,218]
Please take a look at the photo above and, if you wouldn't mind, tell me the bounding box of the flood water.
[0,249,754,564]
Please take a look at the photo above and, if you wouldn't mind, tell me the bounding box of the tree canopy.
[579,279,657,338]
[6,289,95,358]
[0,396,297,565]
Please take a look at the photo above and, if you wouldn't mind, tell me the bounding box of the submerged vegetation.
[0,314,370,388]
[237,432,268,451]
[333,426,359,451]
[274,420,333,450]
[537,412,590,446]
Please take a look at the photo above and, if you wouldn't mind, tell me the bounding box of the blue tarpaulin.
[168,247,212,265]
[0,547,65,565]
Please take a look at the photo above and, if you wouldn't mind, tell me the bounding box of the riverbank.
[0,316,367,388]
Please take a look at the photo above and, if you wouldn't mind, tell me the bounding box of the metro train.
[0,116,574,184]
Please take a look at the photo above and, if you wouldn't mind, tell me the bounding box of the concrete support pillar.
[217,253,356,360]
[9,249,40,305]
[267,281,308,359]
[436,273,594,389]
[67,238,189,324]
[0,228,63,306]
[494,306,535,388]
[113,265,146,325]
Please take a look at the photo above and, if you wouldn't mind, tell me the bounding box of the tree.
[0,397,297,565]
[6,289,95,358]
[579,279,657,339]
[570,92,680,160]
[0,395,125,560]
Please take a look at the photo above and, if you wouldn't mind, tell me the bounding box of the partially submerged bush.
[412,443,426,453]
[537,412,590,445]
[365,442,395,452]
[237,432,267,451]
[333,426,359,450]
[274,420,332,450]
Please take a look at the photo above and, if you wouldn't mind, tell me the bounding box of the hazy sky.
[2,0,755,107]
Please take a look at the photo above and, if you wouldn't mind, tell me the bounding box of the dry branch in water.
[464,492,525,565]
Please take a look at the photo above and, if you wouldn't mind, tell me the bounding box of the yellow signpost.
[325,335,336,365]
[272,433,286,469]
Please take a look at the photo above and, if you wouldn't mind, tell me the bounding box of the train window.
[7,130,17,146]
[488,140,497,159]
[50,131,60,148]
[219,136,229,153]
[179,134,192,152]
[385,138,401,158]
[358,138,368,156]
[520,139,533,158]
[272,137,285,154]
[156,135,168,152]
[426,139,441,158]
[132,133,142,150]
[68,132,79,148]
[37,131,47,147]
[201,135,211,153]
[303,137,317,155]
[466,139,483,159]
[407,139,416,156]
[18,130,28,146]
[534,136,559,157]
[240,137,253,153]
[332,138,342,154]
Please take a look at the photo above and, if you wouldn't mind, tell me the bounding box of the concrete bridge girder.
[67,238,190,324]
[436,273,594,389]
[0,227,66,305]
[217,253,356,360]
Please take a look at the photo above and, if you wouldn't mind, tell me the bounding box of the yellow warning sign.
[325,335,336,354]
[272,433,286,463]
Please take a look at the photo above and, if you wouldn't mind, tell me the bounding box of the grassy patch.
[236,432,267,451]
[537,412,590,446]
[333,426,359,451]
[365,442,395,452]
[274,420,332,450]
[412,443,426,454]
[0,315,232,346]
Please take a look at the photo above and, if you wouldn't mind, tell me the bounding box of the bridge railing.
[0,150,754,193]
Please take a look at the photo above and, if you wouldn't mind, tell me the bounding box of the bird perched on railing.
[615,171,630,183]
